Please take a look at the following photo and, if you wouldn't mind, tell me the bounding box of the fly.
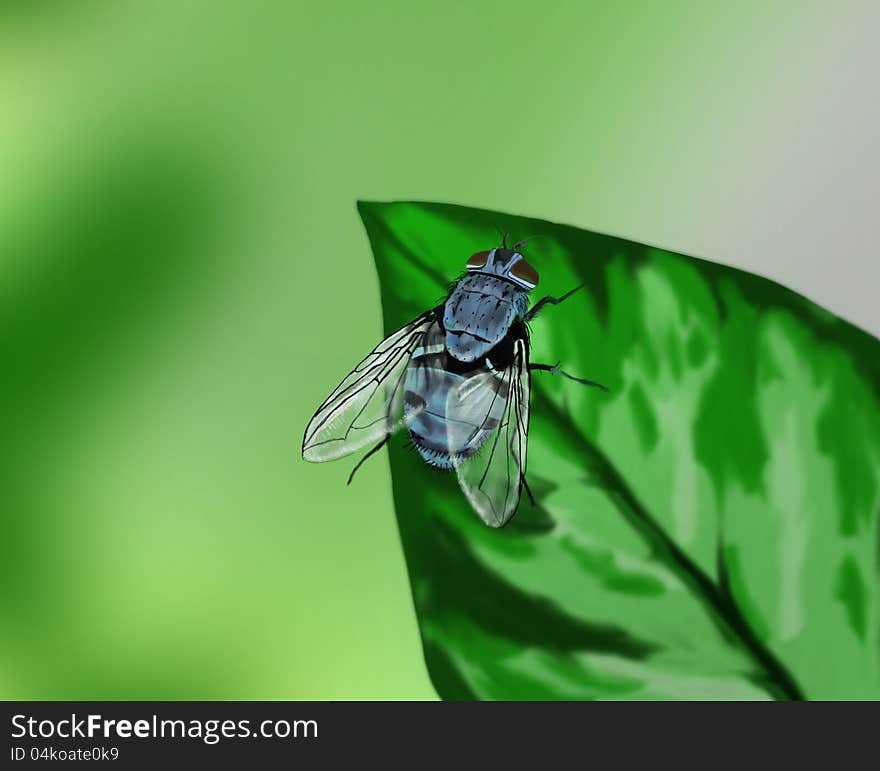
[302,236,607,527]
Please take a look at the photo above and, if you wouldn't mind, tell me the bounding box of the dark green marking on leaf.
[425,521,660,659]
[628,383,659,453]
[558,538,665,597]
[834,556,867,641]
[692,282,769,505]
[687,327,709,368]
[666,326,684,382]
[817,378,880,536]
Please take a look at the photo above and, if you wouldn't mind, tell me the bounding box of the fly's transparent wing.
[452,338,530,527]
[302,311,434,462]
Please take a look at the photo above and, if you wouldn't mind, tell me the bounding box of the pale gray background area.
[581,3,879,337]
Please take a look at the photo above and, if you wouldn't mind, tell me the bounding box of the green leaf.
[357,200,880,700]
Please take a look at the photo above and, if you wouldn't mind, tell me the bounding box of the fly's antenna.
[493,223,509,249]
[512,233,547,252]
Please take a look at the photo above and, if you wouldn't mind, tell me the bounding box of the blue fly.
[302,237,606,527]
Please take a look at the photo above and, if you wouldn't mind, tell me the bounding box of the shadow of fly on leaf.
[302,238,606,528]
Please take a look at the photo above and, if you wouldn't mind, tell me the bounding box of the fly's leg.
[522,476,536,507]
[347,436,390,485]
[524,283,585,322]
[530,362,607,391]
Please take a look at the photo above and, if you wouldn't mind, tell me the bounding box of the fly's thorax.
[443,274,527,362]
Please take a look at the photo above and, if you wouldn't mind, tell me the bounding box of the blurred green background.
[1,2,877,699]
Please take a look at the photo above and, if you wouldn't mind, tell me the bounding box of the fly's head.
[465,247,539,291]
[443,247,539,363]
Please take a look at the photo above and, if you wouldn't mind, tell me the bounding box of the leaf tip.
[355,199,379,214]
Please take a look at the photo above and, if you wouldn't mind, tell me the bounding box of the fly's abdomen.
[404,359,508,470]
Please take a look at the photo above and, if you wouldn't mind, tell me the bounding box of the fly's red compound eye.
[466,251,490,270]
[511,258,539,288]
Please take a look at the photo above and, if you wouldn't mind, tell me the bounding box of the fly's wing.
[302,311,434,462]
[451,338,530,527]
